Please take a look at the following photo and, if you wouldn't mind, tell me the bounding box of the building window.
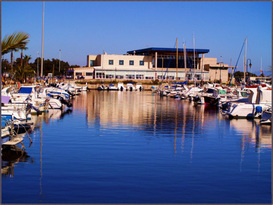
[119,60,124,65]
[136,74,144,79]
[109,60,114,65]
[129,60,134,65]
[195,74,201,80]
[96,72,105,79]
[126,74,135,79]
[75,72,82,76]
[116,75,124,79]
[139,60,144,66]
[167,76,175,80]
[145,77,154,80]
[89,60,94,67]
[186,74,192,80]
[86,72,93,76]
[106,74,114,79]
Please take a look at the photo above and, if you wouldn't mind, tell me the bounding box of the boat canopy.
[1,96,10,104]
[18,87,33,94]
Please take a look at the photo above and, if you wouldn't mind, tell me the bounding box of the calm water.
[2,91,272,203]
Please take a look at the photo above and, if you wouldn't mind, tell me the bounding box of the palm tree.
[1,31,30,55]
[20,46,28,66]
[14,55,33,83]
[1,31,30,75]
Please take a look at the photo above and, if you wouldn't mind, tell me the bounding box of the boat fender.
[256,106,263,113]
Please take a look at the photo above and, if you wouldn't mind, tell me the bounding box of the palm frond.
[1,31,30,55]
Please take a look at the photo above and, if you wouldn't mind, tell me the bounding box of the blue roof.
[127,47,209,54]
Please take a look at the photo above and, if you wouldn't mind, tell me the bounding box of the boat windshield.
[18,87,32,94]
[207,88,215,93]
[241,92,248,97]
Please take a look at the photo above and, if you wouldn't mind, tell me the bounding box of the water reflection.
[2,108,73,179]
[75,91,271,151]
[1,145,33,177]
[229,118,272,149]
[2,91,271,203]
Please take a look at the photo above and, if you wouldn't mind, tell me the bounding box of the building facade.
[74,47,232,83]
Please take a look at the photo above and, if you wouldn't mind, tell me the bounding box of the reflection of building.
[80,91,211,130]
[74,47,233,83]
[84,92,155,127]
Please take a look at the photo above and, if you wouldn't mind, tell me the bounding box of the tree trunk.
[11,51,13,70]
[21,49,23,66]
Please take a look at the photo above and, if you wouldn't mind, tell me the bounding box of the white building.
[73,47,232,83]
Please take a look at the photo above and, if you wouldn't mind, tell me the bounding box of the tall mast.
[41,2,45,77]
[183,42,187,81]
[260,57,263,74]
[193,35,196,85]
[243,38,247,83]
[176,38,178,81]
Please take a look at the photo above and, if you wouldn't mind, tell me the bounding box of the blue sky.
[1,1,271,75]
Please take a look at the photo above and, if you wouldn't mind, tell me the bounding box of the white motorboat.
[135,83,143,91]
[9,85,49,114]
[126,83,136,91]
[181,86,202,100]
[222,86,271,119]
[38,87,72,109]
[117,83,125,91]
[107,84,119,91]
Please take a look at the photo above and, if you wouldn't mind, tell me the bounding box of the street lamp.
[59,49,61,72]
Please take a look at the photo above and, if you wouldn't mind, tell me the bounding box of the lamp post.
[246,59,252,85]
[59,49,61,72]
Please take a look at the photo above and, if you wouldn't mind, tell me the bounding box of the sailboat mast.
[183,42,187,81]
[41,2,45,77]
[260,57,263,74]
[176,38,178,81]
[243,38,247,84]
[193,35,196,85]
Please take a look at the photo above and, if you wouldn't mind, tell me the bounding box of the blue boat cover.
[18,87,32,94]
